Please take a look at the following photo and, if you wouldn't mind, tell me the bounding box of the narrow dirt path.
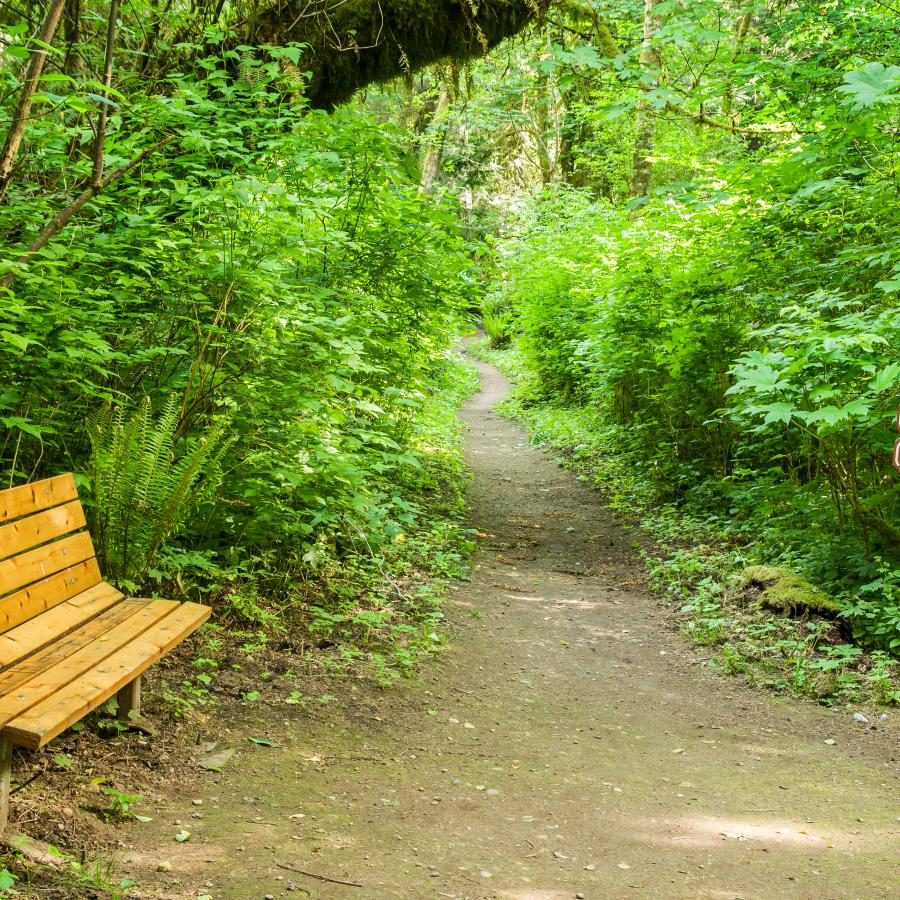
[132,359,899,899]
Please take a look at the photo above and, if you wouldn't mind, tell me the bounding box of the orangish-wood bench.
[0,473,209,832]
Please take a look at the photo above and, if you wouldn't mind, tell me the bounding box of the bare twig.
[452,686,483,701]
[276,863,363,888]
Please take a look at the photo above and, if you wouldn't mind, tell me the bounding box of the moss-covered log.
[252,0,549,109]
[739,566,842,618]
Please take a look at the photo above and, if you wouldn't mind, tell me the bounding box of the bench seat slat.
[0,599,152,696]
[0,558,103,634]
[0,600,177,733]
[0,532,95,599]
[0,581,123,669]
[2,601,210,749]
[0,475,78,525]
[0,501,87,563]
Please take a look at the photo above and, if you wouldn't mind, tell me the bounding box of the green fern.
[87,396,230,584]
[482,294,512,347]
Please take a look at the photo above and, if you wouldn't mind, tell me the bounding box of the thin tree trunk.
[630,0,661,198]
[418,89,451,195]
[723,11,752,117]
[63,0,84,76]
[92,0,122,187]
[0,0,69,201]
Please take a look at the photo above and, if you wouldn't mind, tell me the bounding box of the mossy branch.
[253,0,553,108]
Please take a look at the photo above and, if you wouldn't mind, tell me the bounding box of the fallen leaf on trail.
[134,815,153,823]
[497,556,516,565]
[672,748,686,754]
[823,739,836,745]
[248,737,279,747]
[617,862,631,870]
[174,830,191,843]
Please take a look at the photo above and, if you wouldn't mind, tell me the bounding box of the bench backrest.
[0,474,101,634]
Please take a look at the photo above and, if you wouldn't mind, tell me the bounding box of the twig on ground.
[10,769,47,795]
[452,686,483,701]
[276,863,363,887]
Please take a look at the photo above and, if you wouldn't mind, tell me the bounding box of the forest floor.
[28,358,899,899]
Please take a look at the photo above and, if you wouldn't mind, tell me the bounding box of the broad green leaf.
[836,62,900,110]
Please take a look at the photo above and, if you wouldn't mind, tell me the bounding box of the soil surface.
[123,358,899,900]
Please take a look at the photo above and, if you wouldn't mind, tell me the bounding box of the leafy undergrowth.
[473,340,899,708]
[0,353,480,898]
[154,351,481,713]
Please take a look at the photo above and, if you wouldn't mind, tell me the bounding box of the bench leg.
[0,739,11,834]
[116,675,141,723]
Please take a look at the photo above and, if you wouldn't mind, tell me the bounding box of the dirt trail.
[132,359,899,899]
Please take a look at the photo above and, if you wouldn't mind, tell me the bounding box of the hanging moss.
[252,0,548,109]
[739,566,842,618]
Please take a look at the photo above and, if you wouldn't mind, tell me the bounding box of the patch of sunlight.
[496,890,578,900]
[582,625,639,640]
[737,743,789,757]
[553,597,606,610]
[660,814,859,851]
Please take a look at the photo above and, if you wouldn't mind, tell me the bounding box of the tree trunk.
[63,0,84,76]
[419,89,451,195]
[630,0,661,198]
[0,0,68,201]
[723,11,752,117]
[91,0,122,187]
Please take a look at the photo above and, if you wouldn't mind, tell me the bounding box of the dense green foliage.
[438,1,900,661]
[0,8,479,661]
[1,0,897,689]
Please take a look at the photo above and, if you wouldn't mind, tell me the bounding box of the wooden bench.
[0,473,209,831]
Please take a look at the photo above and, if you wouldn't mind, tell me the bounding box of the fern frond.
[87,395,230,584]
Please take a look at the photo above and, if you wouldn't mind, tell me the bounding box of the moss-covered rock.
[739,566,842,618]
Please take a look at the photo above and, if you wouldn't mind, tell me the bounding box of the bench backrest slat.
[0,474,79,524]
[0,475,101,635]
[0,501,87,563]
[0,558,103,634]
[0,532,96,598]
